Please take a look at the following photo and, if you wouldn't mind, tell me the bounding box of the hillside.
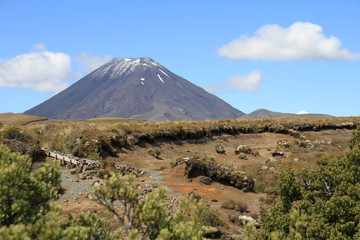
[0,113,48,127]
[241,108,331,119]
[1,116,359,239]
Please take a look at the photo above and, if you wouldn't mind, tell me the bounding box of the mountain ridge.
[241,108,331,119]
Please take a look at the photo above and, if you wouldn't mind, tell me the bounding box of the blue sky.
[0,0,359,116]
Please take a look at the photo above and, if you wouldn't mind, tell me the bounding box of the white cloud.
[204,70,262,93]
[226,71,263,91]
[296,110,309,115]
[0,51,79,92]
[218,22,360,61]
[32,42,47,51]
[76,52,112,72]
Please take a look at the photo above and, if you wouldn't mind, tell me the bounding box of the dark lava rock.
[271,151,284,157]
[184,156,254,191]
[200,176,213,185]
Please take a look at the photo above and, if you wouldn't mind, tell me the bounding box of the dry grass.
[4,115,359,157]
[0,113,48,128]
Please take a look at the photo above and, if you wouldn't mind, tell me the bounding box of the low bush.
[221,200,248,212]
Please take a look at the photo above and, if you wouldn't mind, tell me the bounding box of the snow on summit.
[92,57,162,79]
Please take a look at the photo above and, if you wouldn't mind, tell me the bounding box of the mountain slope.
[25,57,244,121]
[241,109,331,119]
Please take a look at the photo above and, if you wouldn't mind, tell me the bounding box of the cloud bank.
[218,22,360,61]
[226,71,262,91]
[0,51,78,92]
[296,110,309,115]
[76,52,112,72]
[204,70,263,93]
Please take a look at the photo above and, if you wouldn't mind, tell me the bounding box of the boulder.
[277,140,291,148]
[201,226,221,239]
[235,145,252,155]
[200,176,213,185]
[78,172,91,180]
[237,153,247,160]
[92,180,101,187]
[215,145,226,154]
[188,191,201,201]
[228,214,259,228]
[298,140,315,150]
[238,215,260,228]
[184,156,254,191]
[271,151,284,157]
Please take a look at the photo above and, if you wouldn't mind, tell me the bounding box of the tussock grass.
[5,116,359,157]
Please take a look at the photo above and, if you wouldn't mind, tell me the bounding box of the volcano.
[25,57,244,121]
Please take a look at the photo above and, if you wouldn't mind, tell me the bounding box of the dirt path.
[59,167,95,201]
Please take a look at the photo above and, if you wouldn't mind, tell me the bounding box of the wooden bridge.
[42,148,146,178]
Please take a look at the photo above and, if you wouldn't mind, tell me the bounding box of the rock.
[277,140,291,148]
[215,145,226,154]
[271,151,284,157]
[298,140,314,149]
[211,199,219,202]
[201,226,221,239]
[238,215,260,228]
[252,150,260,156]
[288,129,302,138]
[260,166,268,170]
[266,157,277,163]
[235,145,252,155]
[78,172,89,180]
[228,214,237,223]
[237,153,247,160]
[70,168,77,174]
[188,191,201,201]
[148,148,161,159]
[185,156,254,191]
[228,214,260,228]
[200,176,213,185]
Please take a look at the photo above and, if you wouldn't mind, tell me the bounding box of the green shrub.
[200,208,222,227]
[0,145,60,226]
[256,127,360,239]
[1,126,31,142]
[95,173,206,239]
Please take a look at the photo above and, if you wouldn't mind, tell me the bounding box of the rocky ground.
[53,128,353,239]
